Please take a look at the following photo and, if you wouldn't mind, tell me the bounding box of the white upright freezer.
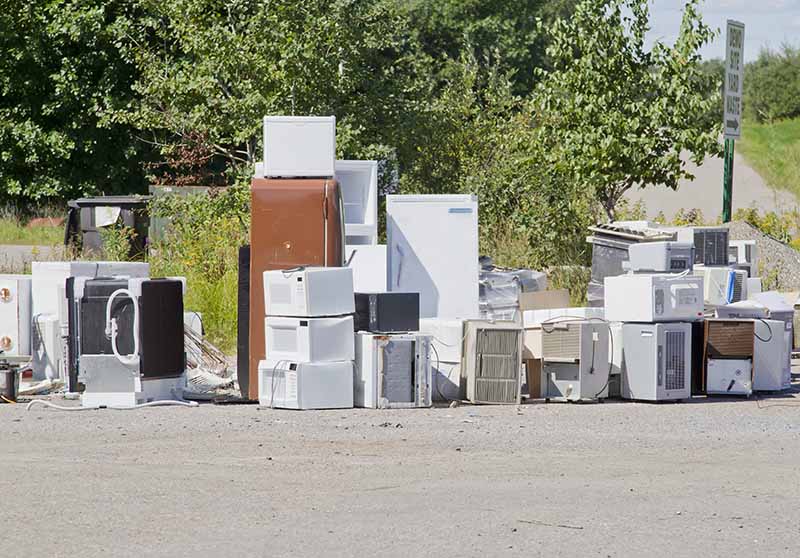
[386,194,479,319]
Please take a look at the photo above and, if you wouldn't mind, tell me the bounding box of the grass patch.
[0,218,64,245]
[738,117,800,197]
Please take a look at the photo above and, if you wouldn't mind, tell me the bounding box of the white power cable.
[26,399,199,411]
[105,289,140,367]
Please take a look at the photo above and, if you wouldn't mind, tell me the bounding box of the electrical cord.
[269,360,289,408]
[26,399,199,411]
[754,318,774,343]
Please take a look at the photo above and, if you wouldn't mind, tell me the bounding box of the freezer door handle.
[394,245,404,289]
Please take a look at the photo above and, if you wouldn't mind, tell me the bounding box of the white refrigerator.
[386,194,479,319]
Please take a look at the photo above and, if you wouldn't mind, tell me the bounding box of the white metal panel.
[0,275,32,356]
[263,116,336,177]
[31,314,61,381]
[263,267,354,317]
[753,319,785,391]
[346,245,387,293]
[265,316,354,362]
[387,194,479,319]
[336,160,378,243]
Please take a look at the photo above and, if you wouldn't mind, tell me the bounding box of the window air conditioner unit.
[540,320,610,402]
[604,274,704,322]
[264,316,354,363]
[354,332,432,408]
[263,267,354,317]
[354,292,419,333]
[729,240,758,277]
[675,226,729,266]
[462,320,523,404]
[706,358,752,396]
[0,275,32,357]
[621,323,691,401]
[262,116,336,178]
[753,319,785,392]
[695,265,747,306]
[258,359,353,409]
[625,242,694,273]
[67,277,186,407]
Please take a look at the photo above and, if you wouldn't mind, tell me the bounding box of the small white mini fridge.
[386,195,479,319]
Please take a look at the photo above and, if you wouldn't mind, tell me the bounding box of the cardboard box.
[525,359,542,399]
[518,289,570,312]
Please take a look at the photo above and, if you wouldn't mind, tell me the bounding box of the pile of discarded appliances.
[3,116,797,411]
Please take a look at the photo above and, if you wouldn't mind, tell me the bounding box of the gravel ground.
[727,220,800,291]
[4,382,800,557]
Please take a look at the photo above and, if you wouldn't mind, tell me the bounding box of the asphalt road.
[3,389,800,557]
[625,151,797,220]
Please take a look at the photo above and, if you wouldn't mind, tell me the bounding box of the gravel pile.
[726,220,800,291]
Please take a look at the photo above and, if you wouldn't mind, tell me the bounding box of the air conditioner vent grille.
[541,327,581,361]
[694,229,729,266]
[731,273,744,303]
[475,378,518,403]
[664,330,686,390]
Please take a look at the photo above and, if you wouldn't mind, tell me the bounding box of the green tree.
[111,0,428,182]
[744,45,800,123]
[0,1,152,203]
[529,0,722,220]
[402,0,577,95]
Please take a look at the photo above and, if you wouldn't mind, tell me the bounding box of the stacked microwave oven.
[604,242,703,401]
[259,267,355,410]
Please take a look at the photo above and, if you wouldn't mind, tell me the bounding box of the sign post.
[722,20,745,222]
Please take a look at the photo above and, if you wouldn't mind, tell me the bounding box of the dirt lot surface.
[3,389,800,557]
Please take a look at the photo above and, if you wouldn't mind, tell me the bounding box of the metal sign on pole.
[722,20,745,222]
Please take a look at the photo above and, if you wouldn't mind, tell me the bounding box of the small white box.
[346,245,387,293]
[336,160,378,243]
[265,316,354,363]
[263,116,336,177]
[604,274,704,322]
[0,275,32,356]
[263,267,354,317]
[258,359,353,409]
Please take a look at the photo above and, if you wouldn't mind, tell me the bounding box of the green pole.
[722,138,735,222]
